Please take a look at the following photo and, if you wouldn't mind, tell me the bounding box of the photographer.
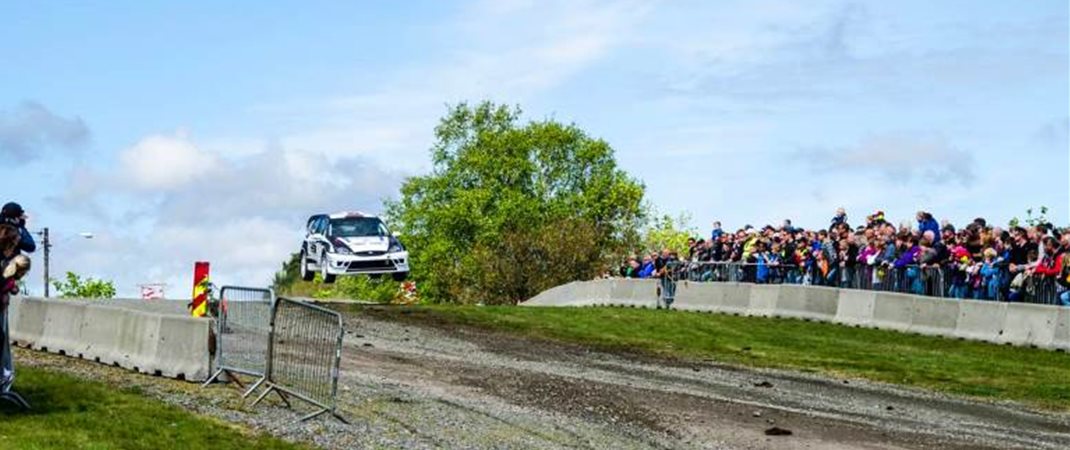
[0,202,33,396]
[1,202,35,255]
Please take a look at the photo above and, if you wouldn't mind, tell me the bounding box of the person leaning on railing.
[1032,236,1066,305]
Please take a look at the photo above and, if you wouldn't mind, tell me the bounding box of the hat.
[1,202,23,218]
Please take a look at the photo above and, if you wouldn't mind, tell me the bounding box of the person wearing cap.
[1,202,35,254]
[0,223,30,394]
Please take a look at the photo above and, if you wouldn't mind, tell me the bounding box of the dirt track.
[13,306,1070,449]
[326,307,1070,449]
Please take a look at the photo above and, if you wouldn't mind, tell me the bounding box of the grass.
[352,304,1070,411]
[0,366,303,450]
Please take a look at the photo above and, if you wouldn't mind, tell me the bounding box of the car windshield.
[329,217,389,238]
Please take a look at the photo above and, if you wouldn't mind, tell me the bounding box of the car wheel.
[392,271,409,282]
[300,250,315,282]
[320,252,336,284]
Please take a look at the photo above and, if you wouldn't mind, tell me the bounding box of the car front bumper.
[323,251,410,275]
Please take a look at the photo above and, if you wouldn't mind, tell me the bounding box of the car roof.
[326,211,380,220]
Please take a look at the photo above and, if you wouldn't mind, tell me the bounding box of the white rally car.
[300,212,410,283]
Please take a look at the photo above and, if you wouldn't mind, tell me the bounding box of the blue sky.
[1,0,1066,297]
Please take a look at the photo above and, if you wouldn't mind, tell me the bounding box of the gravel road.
[13,306,1070,449]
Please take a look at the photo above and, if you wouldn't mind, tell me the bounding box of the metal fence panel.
[253,297,346,423]
[203,286,274,397]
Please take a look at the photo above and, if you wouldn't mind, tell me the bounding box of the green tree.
[386,101,645,304]
[1009,206,1051,228]
[52,271,116,299]
[640,212,697,258]
[272,251,402,303]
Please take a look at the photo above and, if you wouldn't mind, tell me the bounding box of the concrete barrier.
[955,301,1007,343]
[38,301,88,356]
[909,296,961,336]
[523,280,1069,351]
[8,297,211,382]
[78,304,127,364]
[1000,303,1059,348]
[870,293,916,332]
[1054,307,1070,351]
[9,296,47,347]
[834,289,876,326]
[609,279,656,308]
[155,315,211,380]
[746,285,780,317]
[524,282,578,306]
[773,285,839,321]
[718,283,752,315]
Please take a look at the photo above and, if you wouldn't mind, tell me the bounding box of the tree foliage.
[640,212,697,258]
[1009,206,1051,228]
[386,101,645,304]
[272,252,402,303]
[52,271,116,299]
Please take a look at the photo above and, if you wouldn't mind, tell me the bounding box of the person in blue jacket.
[638,255,655,278]
[916,211,940,243]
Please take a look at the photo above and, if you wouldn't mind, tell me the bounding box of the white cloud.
[118,132,220,191]
[52,132,403,296]
[255,0,653,170]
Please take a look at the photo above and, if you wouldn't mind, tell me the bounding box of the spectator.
[979,248,1003,300]
[638,255,655,278]
[917,211,940,243]
[0,203,34,254]
[1,224,29,395]
[654,249,676,309]
[1059,234,1070,306]
[711,221,723,241]
[616,209,1065,305]
[830,207,847,230]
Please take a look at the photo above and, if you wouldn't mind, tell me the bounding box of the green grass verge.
[354,305,1070,411]
[0,366,303,450]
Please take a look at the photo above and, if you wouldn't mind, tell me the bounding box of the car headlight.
[334,246,352,255]
[388,240,404,253]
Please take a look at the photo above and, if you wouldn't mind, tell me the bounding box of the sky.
[1,0,1067,298]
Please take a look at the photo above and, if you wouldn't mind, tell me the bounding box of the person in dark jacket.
[1,224,28,394]
[1,203,35,254]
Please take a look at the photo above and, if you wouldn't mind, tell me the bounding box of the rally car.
[300,212,410,283]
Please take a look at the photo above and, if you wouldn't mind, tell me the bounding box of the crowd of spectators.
[618,209,1070,306]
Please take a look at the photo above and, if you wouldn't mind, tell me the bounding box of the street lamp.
[34,227,94,298]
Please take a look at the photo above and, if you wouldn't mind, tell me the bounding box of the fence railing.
[252,297,347,423]
[203,286,275,397]
[664,261,1064,305]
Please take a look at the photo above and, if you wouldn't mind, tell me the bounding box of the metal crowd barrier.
[252,297,347,423]
[667,261,1063,305]
[203,286,275,397]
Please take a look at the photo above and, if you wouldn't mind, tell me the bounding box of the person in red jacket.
[1033,237,1063,277]
[1032,237,1064,304]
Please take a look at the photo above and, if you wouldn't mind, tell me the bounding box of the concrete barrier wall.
[523,280,1069,351]
[870,293,915,332]
[7,296,212,381]
[834,289,876,326]
[1054,308,1070,351]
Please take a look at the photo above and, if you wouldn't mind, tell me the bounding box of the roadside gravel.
[13,306,1070,450]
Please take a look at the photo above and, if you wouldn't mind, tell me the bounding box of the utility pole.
[42,227,51,298]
